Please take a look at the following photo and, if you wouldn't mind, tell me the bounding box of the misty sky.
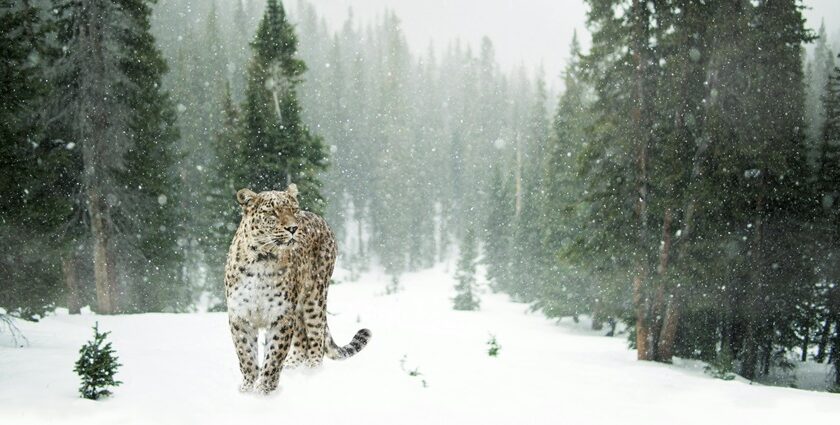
[294,0,840,88]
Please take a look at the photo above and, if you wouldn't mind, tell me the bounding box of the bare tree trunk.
[630,0,653,362]
[657,296,681,362]
[740,176,766,380]
[648,209,673,360]
[633,271,651,360]
[653,208,679,363]
[89,190,115,314]
[514,135,522,217]
[76,0,119,315]
[357,210,365,258]
[801,331,810,362]
[762,331,773,376]
[62,253,81,314]
[591,298,604,331]
[816,317,832,363]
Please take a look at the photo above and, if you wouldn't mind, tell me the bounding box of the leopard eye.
[264,216,278,227]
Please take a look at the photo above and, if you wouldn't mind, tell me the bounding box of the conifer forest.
[3,0,840,407]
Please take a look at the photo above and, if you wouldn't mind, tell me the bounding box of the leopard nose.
[286,226,298,235]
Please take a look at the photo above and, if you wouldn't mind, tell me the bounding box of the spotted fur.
[224,184,371,394]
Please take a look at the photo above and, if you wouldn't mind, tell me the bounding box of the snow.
[2,264,839,425]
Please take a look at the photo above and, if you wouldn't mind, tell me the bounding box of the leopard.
[224,183,371,394]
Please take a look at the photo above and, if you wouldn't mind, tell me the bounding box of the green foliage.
[486,334,501,357]
[704,347,736,381]
[483,165,514,293]
[74,323,122,400]
[453,227,480,311]
[234,0,327,214]
[115,0,187,312]
[0,0,73,317]
[203,83,247,304]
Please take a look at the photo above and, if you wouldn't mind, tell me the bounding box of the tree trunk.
[514,135,522,217]
[801,331,810,362]
[62,253,81,314]
[77,0,119,315]
[650,209,673,361]
[630,0,653,362]
[89,190,116,314]
[633,270,651,360]
[741,327,759,380]
[832,318,840,387]
[657,295,681,362]
[816,316,832,363]
[591,298,604,331]
[740,176,767,380]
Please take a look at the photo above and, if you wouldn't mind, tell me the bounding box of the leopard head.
[236,184,301,250]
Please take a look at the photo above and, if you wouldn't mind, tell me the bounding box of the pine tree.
[169,0,232,309]
[508,76,550,302]
[729,0,813,380]
[484,165,514,293]
[581,0,664,360]
[0,0,73,317]
[74,323,122,400]
[453,227,480,311]
[817,56,840,386]
[806,21,836,145]
[534,31,600,323]
[576,0,815,371]
[51,0,184,313]
[237,0,327,213]
[116,0,185,312]
[204,83,246,308]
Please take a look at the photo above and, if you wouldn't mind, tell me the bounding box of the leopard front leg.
[283,312,308,369]
[229,316,259,392]
[257,315,295,394]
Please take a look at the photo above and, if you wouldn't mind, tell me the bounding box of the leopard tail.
[325,325,371,360]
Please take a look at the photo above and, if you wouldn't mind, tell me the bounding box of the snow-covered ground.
[2,264,839,424]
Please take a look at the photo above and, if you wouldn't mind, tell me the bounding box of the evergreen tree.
[51,0,184,313]
[205,83,246,307]
[534,31,601,323]
[806,21,836,146]
[816,56,840,386]
[509,75,550,302]
[74,323,122,400]
[581,0,664,360]
[237,0,327,213]
[453,227,480,311]
[116,0,185,313]
[484,165,514,293]
[0,0,73,317]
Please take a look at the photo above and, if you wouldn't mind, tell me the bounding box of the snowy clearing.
[1,264,839,425]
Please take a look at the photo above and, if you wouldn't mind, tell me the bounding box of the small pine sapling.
[487,334,501,357]
[704,347,736,381]
[74,323,122,400]
[453,227,480,311]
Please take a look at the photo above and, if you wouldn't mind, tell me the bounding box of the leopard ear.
[286,183,298,198]
[236,188,257,207]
